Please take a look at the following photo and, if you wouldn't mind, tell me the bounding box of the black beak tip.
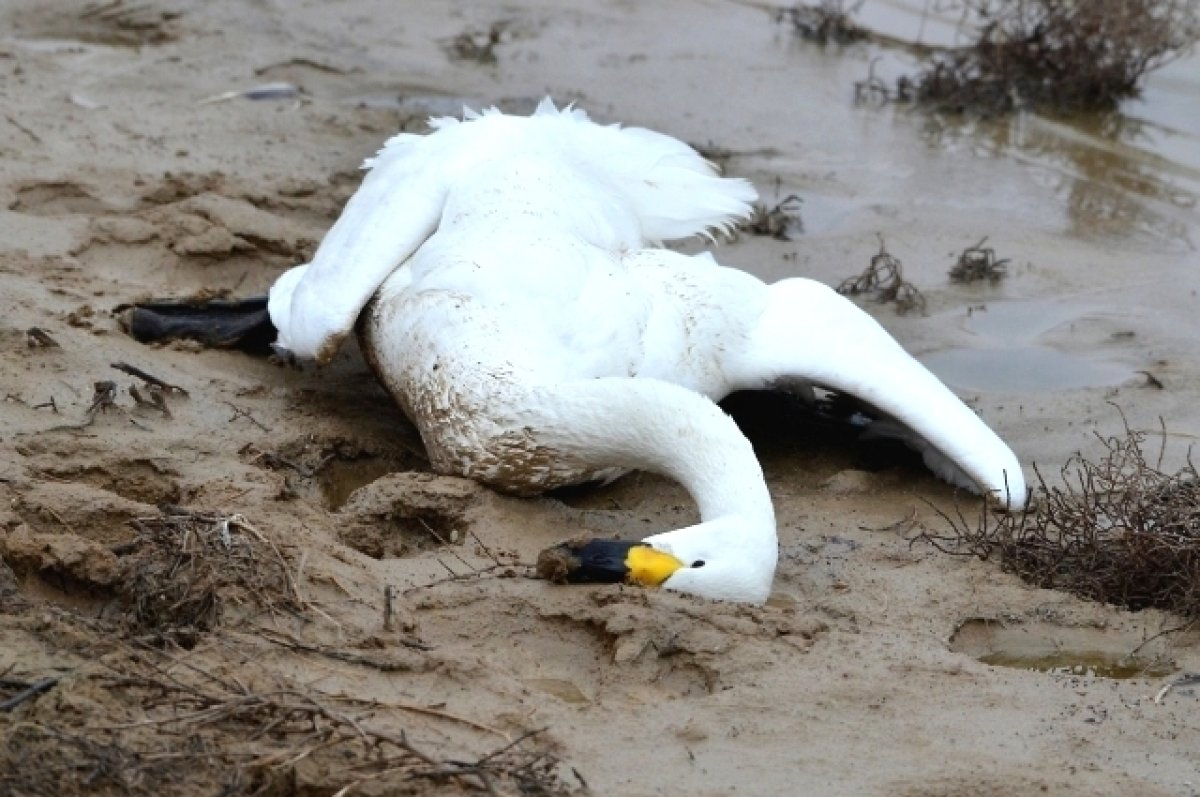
[536,538,641,585]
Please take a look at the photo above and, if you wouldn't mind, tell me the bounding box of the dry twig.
[117,507,303,645]
[948,237,1010,284]
[111,361,188,395]
[836,236,926,315]
[25,327,60,348]
[0,649,574,796]
[0,676,59,712]
[776,0,867,44]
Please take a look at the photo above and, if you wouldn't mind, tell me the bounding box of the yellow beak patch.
[625,545,686,587]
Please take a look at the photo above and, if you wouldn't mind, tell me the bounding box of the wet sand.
[2,1,1199,794]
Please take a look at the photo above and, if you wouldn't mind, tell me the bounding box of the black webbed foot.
[119,296,277,354]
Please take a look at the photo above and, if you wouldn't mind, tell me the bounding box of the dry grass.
[0,639,576,796]
[0,501,578,796]
[776,1,867,44]
[117,508,304,647]
[734,195,805,241]
[921,415,1200,618]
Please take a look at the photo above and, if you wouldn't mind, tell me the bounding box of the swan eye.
[691,560,706,568]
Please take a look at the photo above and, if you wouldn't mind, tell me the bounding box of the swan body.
[269,100,1027,604]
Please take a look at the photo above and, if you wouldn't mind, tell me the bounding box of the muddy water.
[920,300,1136,392]
[950,618,1178,680]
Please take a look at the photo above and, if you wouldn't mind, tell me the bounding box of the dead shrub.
[734,194,805,241]
[948,237,1009,284]
[921,416,1200,618]
[836,236,926,315]
[776,1,867,44]
[910,0,1200,113]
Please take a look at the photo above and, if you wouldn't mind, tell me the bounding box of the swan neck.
[550,379,773,526]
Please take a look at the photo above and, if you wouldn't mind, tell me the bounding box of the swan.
[135,99,1028,604]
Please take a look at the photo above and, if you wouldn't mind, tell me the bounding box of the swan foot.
[119,296,277,353]
[536,537,685,588]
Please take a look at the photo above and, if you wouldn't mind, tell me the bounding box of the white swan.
[267,99,1027,604]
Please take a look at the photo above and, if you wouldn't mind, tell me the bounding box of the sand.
[2,1,1199,795]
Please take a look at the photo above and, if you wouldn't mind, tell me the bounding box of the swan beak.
[626,545,688,587]
[536,538,686,588]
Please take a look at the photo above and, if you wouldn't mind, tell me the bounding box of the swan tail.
[531,99,758,243]
[270,99,756,361]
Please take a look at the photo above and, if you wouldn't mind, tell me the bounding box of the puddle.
[317,458,399,510]
[847,3,1200,251]
[922,346,1132,393]
[977,651,1169,680]
[921,300,1134,393]
[950,619,1176,679]
[953,300,1080,342]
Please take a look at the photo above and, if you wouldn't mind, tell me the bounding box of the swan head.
[266,263,348,364]
[537,515,778,605]
[646,515,777,604]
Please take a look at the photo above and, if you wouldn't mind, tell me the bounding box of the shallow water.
[852,0,1200,243]
[977,651,1174,680]
[922,345,1133,392]
[951,618,1177,680]
[920,300,1135,392]
[314,0,1198,258]
[755,0,1200,396]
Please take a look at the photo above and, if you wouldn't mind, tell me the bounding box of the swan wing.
[729,278,1027,508]
[268,129,455,362]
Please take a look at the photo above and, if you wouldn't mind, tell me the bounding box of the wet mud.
[2,1,1199,795]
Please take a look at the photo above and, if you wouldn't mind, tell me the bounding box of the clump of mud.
[923,417,1200,619]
